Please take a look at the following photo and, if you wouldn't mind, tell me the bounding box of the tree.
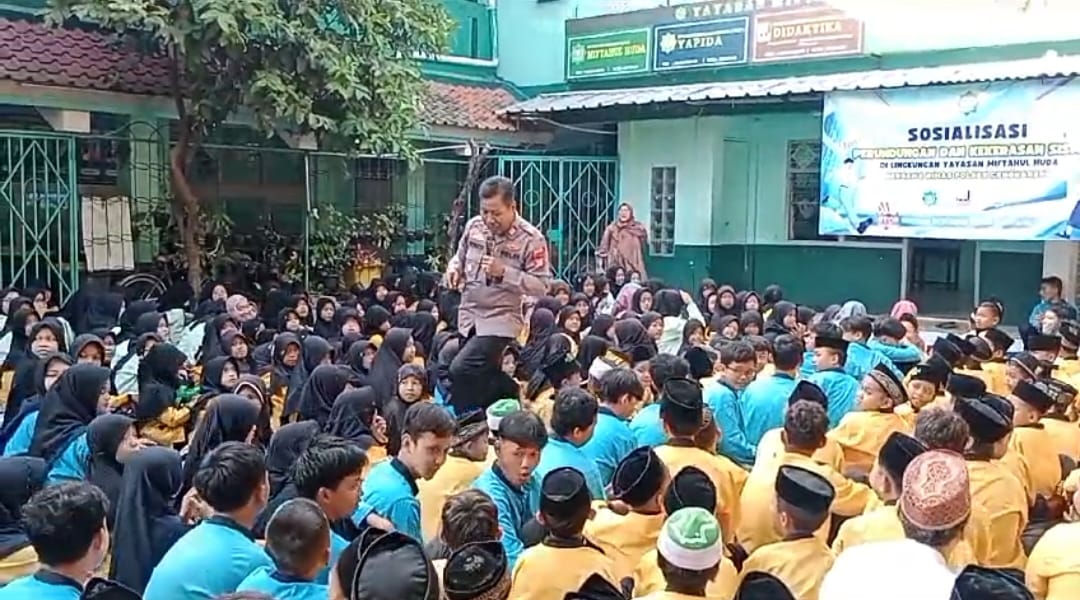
[47,0,453,289]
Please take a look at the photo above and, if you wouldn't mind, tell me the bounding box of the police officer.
[445,175,551,412]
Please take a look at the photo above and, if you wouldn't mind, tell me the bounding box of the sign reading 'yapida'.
[565,0,864,79]
[567,29,650,79]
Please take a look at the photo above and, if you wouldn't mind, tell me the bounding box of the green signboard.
[566,29,650,79]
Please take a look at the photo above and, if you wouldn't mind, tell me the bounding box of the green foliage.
[46,0,453,159]
[357,205,407,251]
[307,204,361,288]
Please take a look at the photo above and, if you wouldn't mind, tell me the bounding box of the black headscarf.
[117,302,159,343]
[384,364,428,457]
[764,301,796,340]
[0,456,47,559]
[713,285,738,319]
[220,330,254,374]
[30,363,110,466]
[654,289,685,318]
[234,373,272,448]
[394,312,436,361]
[0,352,72,453]
[314,297,340,340]
[283,335,335,419]
[1,306,37,370]
[578,335,609,379]
[262,288,292,329]
[296,364,352,426]
[363,306,392,338]
[6,320,66,415]
[520,308,556,379]
[199,314,237,362]
[343,338,374,385]
[736,291,762,313]
[268,332,301,393]
[78,291,124,335]
[179,394,261,498]
[199,356,237,396]
[589,314,615,340]
[157,281,194,313]
[86,413,134,529]
[135,343,188,421]
[109,446,187,593]
[434,337,460,401]
[678,319,705,355]
[71,333,107,365]
[325,387,380,450]
[739,310,764,336]
[266,421,320,499]
[368,328,412,407]
[613,319,657,362]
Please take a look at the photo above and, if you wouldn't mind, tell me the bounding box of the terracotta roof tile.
[0,16,517,132]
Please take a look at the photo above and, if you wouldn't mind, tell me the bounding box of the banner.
[820,79,1080,240]
[567,29,650,79]
[753,6,863,63]
[653,17,749,71]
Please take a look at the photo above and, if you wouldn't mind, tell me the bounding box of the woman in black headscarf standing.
[178,393,261,500]
[0,456,47,584]
[109,446,189,593]
[295,364,352,426]
[253,420,321,538]
[86,413,136,529]
[367,328,414,408]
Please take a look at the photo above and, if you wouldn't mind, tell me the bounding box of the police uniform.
[447,214,552,412]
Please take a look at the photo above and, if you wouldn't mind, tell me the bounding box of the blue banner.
[653,17,749,71]
[820,79,1080,240]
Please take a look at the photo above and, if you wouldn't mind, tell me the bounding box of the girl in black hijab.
[234,373,272,448]
[577,334,609,380]
[612,318,657,363]
[631,287,655,314]
[761,284,784,316]
[292,295,314,328]
[283,335,335,420]
[343,338,375,385]
[710,314,741,342]
[0,456,47,583]
[325,387,386,460]
[520,308,556,380]
[678,319,706,355]
[199,356,240,398]
[362,305,392,342]
[198,314,238,362]
[86,413,136,529]
[221,330,255,374]
[713,285,739,319]
[588,314,616,341]
[336,307,363,340]
[395,312,436,364]
[739,310,764,337]
[384,364,428,456]
[556,305,583,344]
[763,300,797,341]
[736,290,762,314]
[314,297,340,340]
[639,311,663,344]
[296,364,352,426]
[367,328,415,408]
[0,306,37,372]
[179,393,261,499]
[570,292,594,330]
[30,364,110,469]
[70,333,107,365]
[0,352,72,455]
[253,420,321,538]
[4,320,67,426]
[135,343,191,449]
[109,446,189,593]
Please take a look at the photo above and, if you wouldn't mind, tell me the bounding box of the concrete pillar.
[1043,240,1079,302]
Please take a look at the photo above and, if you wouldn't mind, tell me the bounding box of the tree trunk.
[169,144,204,292]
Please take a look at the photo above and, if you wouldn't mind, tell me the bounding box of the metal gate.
[0,132,79,302]
[497,156,619,281]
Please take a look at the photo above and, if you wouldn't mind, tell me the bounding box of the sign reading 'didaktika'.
[653,17,749,71]
[753,5,863,62]
[567,29,651,79]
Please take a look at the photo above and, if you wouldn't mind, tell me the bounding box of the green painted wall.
[441,0,495,61]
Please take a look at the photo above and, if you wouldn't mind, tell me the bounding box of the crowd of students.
[0,268,1078,600]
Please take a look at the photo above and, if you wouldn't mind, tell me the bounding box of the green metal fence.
[0,131,79,302]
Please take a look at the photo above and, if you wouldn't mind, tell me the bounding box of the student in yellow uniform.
[953,395,1029,570]
[737,398,874,555]
[586,446,669,581]
[754,381,844,473]
[740,465,835,600]
[442,540,512,600]
[980,327,1015,396]
[633,507,734,600]
[897,357,951,429]
[1002,379,1064,505]
[832,433,928,552]
[653,378,745,545]
[1026,487,1080,600]
[417,409,490,541]
[1040,379,1080,458]
[950,335,996,393]
[509,467,617,600]
[828,362,912,472]
[634,467,739,599]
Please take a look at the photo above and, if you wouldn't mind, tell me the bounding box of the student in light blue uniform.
[581,367,641,486]
[0,481,110,600]
[741,334,803,447]
[111,309,169,396]
[869,317,924,373]
[629,354,690,448]
[356,402,455,540]
[839,315,901,381]
[535,387,606,500]
[807,324,860,427]
[0,352,72,456]
[293,434,368,584]
[704,340,757,466]
[473,409,546,569]
[237,498,329,600]
[26,363,110,485]
[144,442,274,600]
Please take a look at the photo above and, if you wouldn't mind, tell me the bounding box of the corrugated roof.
[502,55,1080,116]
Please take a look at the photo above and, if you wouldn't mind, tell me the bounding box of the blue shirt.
[581,407,637,486]
[868,339,922,367]
[3,410,38,456]
[845,342,901,382]
[356,459,421,540]
[536,437,606,500]
[144,515,273,600]
[799,350,816,379]
[314,530,350,585]
[45,433,89,485]
[629,404,667,448]
[473,464,540,570]
[809,368,860,427]
[237,567,327,600]
[741,373,798,447]
[704,380,755,466]
[0,571,82,600]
